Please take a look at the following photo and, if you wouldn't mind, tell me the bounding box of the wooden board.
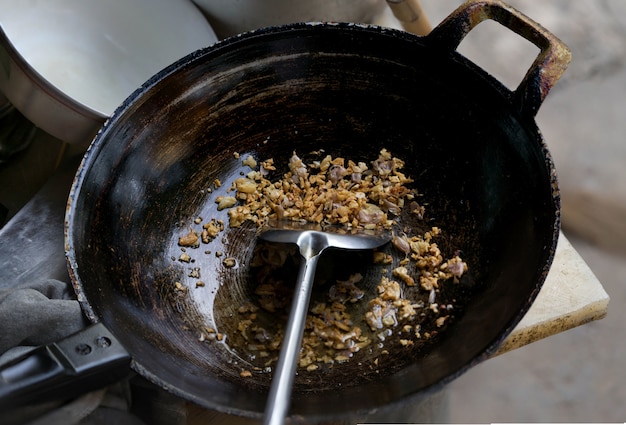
[495,233,610,355]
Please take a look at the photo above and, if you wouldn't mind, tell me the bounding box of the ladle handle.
[263,252,321,425]
[427,0,571,117]
[386,0,432,36]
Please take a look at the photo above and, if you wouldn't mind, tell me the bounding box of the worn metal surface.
[64,2,568,421]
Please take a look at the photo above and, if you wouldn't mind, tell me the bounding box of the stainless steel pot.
[0,0,218,146]
[0,26,105,147]
[191,0,387,38]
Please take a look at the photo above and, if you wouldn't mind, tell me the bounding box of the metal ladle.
[258,222,391,425]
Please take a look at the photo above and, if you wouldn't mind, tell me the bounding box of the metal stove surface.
[0,154,78,289]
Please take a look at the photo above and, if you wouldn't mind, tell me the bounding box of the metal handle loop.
[427,0,571,117]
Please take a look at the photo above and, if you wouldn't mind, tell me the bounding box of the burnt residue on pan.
[66,3,568,418]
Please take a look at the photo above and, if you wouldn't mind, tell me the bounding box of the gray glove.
[0,279,87,362]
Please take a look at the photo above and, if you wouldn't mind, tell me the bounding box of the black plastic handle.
[0,323,131,408]
[427,0,572,117]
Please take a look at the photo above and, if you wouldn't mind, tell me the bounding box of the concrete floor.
[417,1,626,422]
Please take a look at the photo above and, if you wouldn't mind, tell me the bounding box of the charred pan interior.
[66,15,563,421]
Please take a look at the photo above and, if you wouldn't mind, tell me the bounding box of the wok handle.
[427,0,572,117]
[0,323,131,409]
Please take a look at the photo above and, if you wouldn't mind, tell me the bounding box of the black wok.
[0,0,570,422]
